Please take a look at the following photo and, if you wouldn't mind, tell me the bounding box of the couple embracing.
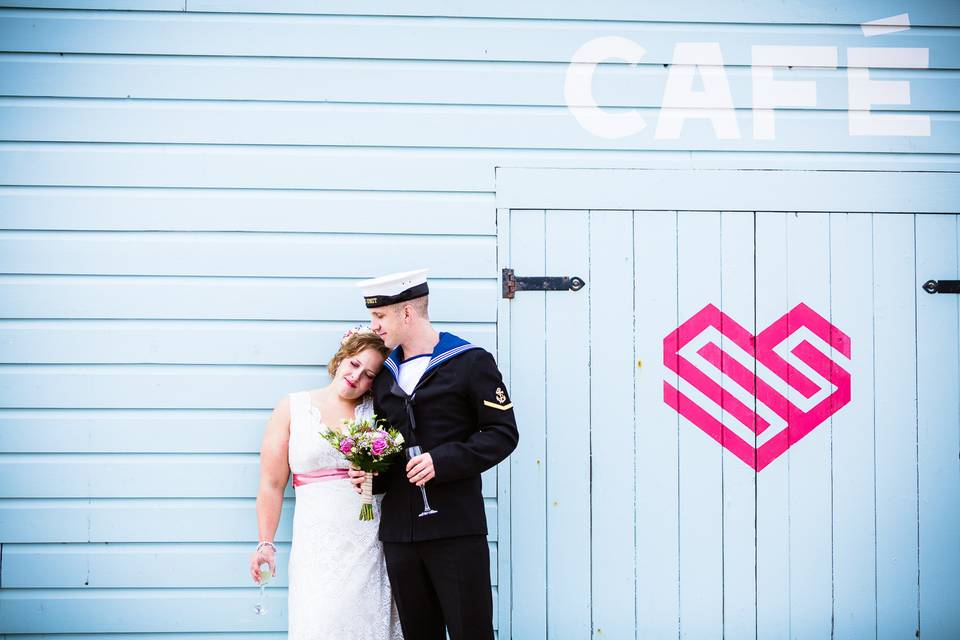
[250,269,520,640]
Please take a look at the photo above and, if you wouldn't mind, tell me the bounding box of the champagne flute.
[406,445,438,517]
[253,562,271,615]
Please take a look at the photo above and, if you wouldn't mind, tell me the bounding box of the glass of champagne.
[253,562,271,615]
[406,445,438,517]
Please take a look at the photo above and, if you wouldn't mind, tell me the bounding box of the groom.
[349,268,519,640]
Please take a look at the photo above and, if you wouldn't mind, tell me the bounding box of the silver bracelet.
[256,541,277,553]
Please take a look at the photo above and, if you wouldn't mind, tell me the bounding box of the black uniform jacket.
[372,332,519,542]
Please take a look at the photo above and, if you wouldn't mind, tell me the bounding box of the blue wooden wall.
[0,1,958,638]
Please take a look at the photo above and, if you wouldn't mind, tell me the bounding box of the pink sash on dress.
[292,467,350,487]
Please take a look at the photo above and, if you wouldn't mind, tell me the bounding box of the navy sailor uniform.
[372,331,519,640]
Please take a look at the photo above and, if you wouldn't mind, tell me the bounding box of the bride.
[249,328,403,639]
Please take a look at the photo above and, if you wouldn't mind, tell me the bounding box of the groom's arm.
[428,350,519,483]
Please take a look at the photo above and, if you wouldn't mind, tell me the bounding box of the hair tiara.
[340,326,377,346]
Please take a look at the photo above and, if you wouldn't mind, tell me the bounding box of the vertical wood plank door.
[504,209,960,640]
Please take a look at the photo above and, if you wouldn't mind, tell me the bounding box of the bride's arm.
[249,395,291,583]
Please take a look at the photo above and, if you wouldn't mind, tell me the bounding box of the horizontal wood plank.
[4,144,960,193]
[2,99,956,153]
[0,143,495,192]
[3,1,960,26]
[0,320,496,364]
[1,10,957,68]
[0,186,494,234]
[0,408,269,452]
[2,1,185,9]
[0,230,495,278]
[2,54,955,112]
[0,588,291,632]
[0,541,498,587]
[0,586,498,631]
[0,276,498,321]
[0,498,498,542]
[0,363,339,408]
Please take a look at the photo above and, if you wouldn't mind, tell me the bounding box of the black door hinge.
[502,268,586,299]
[922,280,960,294]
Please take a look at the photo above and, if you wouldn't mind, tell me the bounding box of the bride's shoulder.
[292,388,326,405]
[272,389,314,416]
[262,393,296,437]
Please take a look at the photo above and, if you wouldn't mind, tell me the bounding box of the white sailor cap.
[357,268,430,309]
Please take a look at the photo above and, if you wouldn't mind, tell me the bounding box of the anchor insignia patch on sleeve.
[484,387,513,411]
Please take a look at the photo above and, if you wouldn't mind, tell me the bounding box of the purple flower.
[371,438,388,456]
[339,438,355,455]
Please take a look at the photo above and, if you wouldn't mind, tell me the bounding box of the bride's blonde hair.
[327,331,390,378]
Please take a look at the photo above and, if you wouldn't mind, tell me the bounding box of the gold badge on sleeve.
[484,387,513,411]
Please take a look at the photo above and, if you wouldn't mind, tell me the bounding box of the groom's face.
[369,304,403,349]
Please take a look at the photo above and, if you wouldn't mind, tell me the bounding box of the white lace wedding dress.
[286,390,403,640]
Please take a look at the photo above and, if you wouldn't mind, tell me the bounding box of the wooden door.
[502,208,959,640]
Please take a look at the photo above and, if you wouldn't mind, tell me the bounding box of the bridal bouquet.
[322,416,404,521]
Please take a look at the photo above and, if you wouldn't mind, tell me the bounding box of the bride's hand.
[249,546,276,584]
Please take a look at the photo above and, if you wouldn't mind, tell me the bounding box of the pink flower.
[339,438,355,455]
[371,438,388,456]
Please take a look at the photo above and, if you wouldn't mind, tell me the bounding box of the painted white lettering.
[564,36,647,139]
[655,43,739,140]
[848,47,930,136]
[752,46,838,140]
[861,13,911,37]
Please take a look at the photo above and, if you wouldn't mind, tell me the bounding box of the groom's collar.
[383,332,479,382]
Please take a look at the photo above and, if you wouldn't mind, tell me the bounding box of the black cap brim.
[364,282,429,308]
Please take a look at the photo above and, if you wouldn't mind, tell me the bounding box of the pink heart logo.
[663,303,851,471]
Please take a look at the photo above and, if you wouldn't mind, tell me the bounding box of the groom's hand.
[406,453,435,487]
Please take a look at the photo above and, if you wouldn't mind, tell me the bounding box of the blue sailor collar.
[383,332,480,383]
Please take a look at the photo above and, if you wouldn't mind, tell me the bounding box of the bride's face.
[335,347,385,400]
